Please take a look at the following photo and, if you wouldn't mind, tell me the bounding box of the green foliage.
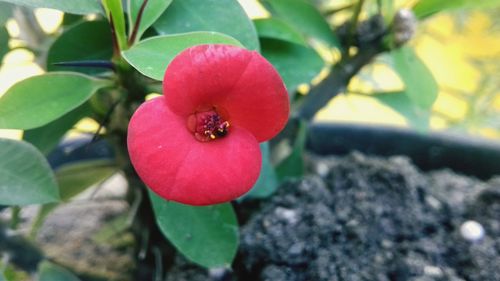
[261,0,340,48]
[150,192,239,268]
[261,38,324,97]
[276,121,307,180]
[122,32,243,80]
[390,47,438,109]
[0,0,102,15]
[38,261,81,281]
[153,0,259,50]
[128,0,173,42]
[413,0,500,19]
[47,20,113,74]
[0,138,59,206]
[242,142,279,199]
[101,0,127,50]
[0,72,110,130]
[0,2,12,26]
[56,160,117,200]
[23,104,90,155]
[373,91,430,130]
[30,160,116,238]
[254,18,307,45]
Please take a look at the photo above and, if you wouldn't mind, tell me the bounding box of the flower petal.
[128,96,262,206]
[163,44,289,142]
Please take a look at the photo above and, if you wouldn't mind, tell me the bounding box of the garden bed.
[163,152,499,281]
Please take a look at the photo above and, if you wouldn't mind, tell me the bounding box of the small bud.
[393,8,417,46]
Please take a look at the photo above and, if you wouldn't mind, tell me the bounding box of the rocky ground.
[166,152,500,281]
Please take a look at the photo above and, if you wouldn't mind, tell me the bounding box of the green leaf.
[38,261,81,281]
[122,31,243,80]
[101,0,127,50]
[261,38,324,97]
[128,0,173,42]
[276,120,307,180]
[150,192,239,268]
[0,138,59,206]
[262,0,339,48]
[0,72,110,130]
[413,0,500,19]
[30,160,116,238]
[153,0,259,51]
[23,103,90,155]
[390,47,438,109]
[47,20,112,74]
[0,27,8,63]
[61,14,85,27]
[241,142,279,199]
[373,91,430,130]
[254,18,307,45]
[56,160,116,200]
[0,0,102,15]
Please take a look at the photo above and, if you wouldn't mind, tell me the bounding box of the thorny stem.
[128,0,149,45]
[52,60,116,71]
[109,14,121,60]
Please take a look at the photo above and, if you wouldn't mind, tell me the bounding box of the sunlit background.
[1,0,499,139]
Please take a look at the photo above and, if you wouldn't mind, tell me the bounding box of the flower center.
[187,108,230,142]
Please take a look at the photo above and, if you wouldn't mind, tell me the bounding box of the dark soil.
[165,152,500,281]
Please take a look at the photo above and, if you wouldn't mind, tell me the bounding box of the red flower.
[127,45,289,206]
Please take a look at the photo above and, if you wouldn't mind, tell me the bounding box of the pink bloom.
[127,44,289,206]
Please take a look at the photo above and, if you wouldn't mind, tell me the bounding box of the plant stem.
[128,0,149,45]
[102,0,128,54]
[297,45,386,120]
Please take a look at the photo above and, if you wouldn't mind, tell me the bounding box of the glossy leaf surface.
[47,20,112,74]
[390,47,438,109]
[0,0,102,15]
[150,192,239,268]
[254,18,307,45]
[153,0,259,50]
[262,0,339,48]
[374,91,430,130]
[261,38,323,96]
[0,72,109,129]
[122,32,242,80]
[23,104,90,155]
[128,0,172,41]
[0,138,59,206]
